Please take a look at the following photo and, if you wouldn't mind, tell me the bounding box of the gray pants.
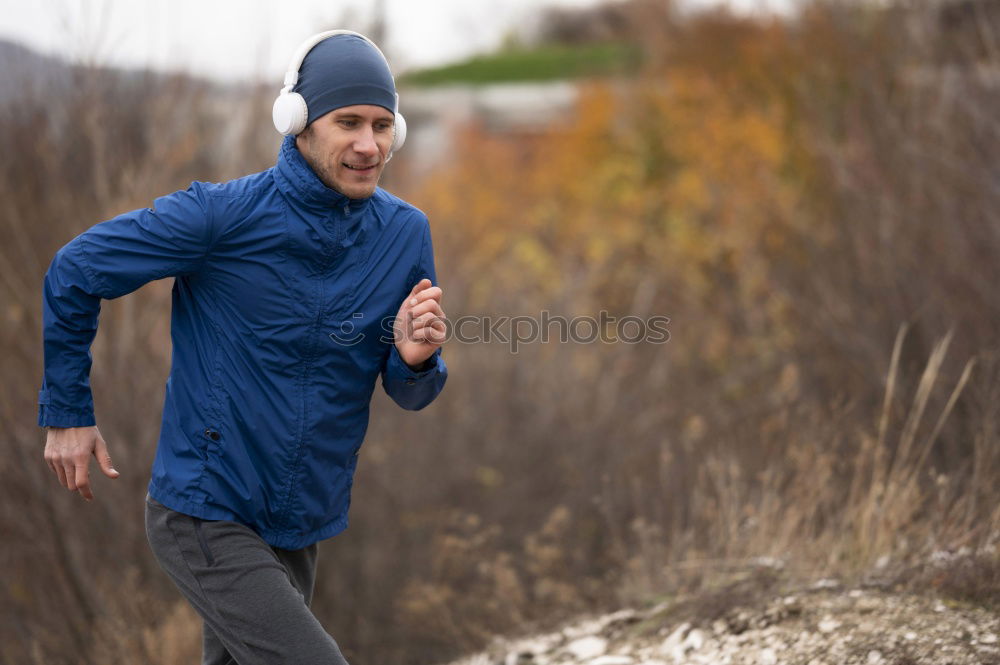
[144,494,349,665]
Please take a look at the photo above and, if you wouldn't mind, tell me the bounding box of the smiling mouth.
[343,162,378,172]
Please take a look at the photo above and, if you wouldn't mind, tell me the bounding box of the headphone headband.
[281,30,394,92]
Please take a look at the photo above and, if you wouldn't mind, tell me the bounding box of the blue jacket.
[39,135,447,549]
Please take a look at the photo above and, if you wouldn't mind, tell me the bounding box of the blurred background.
[2,0,999,663]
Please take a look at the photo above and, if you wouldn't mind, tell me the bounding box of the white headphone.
[272,29,407,157]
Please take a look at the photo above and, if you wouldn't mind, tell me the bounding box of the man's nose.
[354,126,378,157]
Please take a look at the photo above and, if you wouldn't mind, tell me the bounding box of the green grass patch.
[400,42,642,87]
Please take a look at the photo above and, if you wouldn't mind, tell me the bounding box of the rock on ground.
[442,582,999,665]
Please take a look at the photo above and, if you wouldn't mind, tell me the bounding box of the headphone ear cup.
[272,91,309,136]
[391,112,407,154]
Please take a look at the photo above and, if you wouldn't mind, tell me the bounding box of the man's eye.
[339,120,358,128]
[375,123,392,132]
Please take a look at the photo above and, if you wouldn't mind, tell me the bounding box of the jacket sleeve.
[38,183,216,427]
[380,217,448,411]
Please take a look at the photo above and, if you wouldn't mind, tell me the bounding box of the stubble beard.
[297,132,378,200]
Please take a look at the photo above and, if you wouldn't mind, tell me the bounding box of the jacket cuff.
[386,345,443,382]
[38,390,96,428]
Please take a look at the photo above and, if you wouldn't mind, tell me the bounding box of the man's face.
[295,104,395,200]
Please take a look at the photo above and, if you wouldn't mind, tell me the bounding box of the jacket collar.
[273,135,372,213]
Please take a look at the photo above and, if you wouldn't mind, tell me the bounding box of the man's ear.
[295,125,311,150]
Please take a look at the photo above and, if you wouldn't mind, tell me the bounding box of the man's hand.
[43,425,119,501]
[394,278,447,369]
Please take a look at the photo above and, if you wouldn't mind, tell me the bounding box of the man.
[39,31,446,664]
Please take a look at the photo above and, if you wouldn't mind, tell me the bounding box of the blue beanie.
[294,34,396,128]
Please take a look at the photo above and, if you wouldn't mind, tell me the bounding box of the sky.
[0,0,796,83]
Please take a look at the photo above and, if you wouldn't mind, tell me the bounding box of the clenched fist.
[393,278,447,369]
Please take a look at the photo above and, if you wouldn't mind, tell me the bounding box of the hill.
[0,39,73,105]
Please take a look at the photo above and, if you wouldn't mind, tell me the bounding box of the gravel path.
[445,580,999,665]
